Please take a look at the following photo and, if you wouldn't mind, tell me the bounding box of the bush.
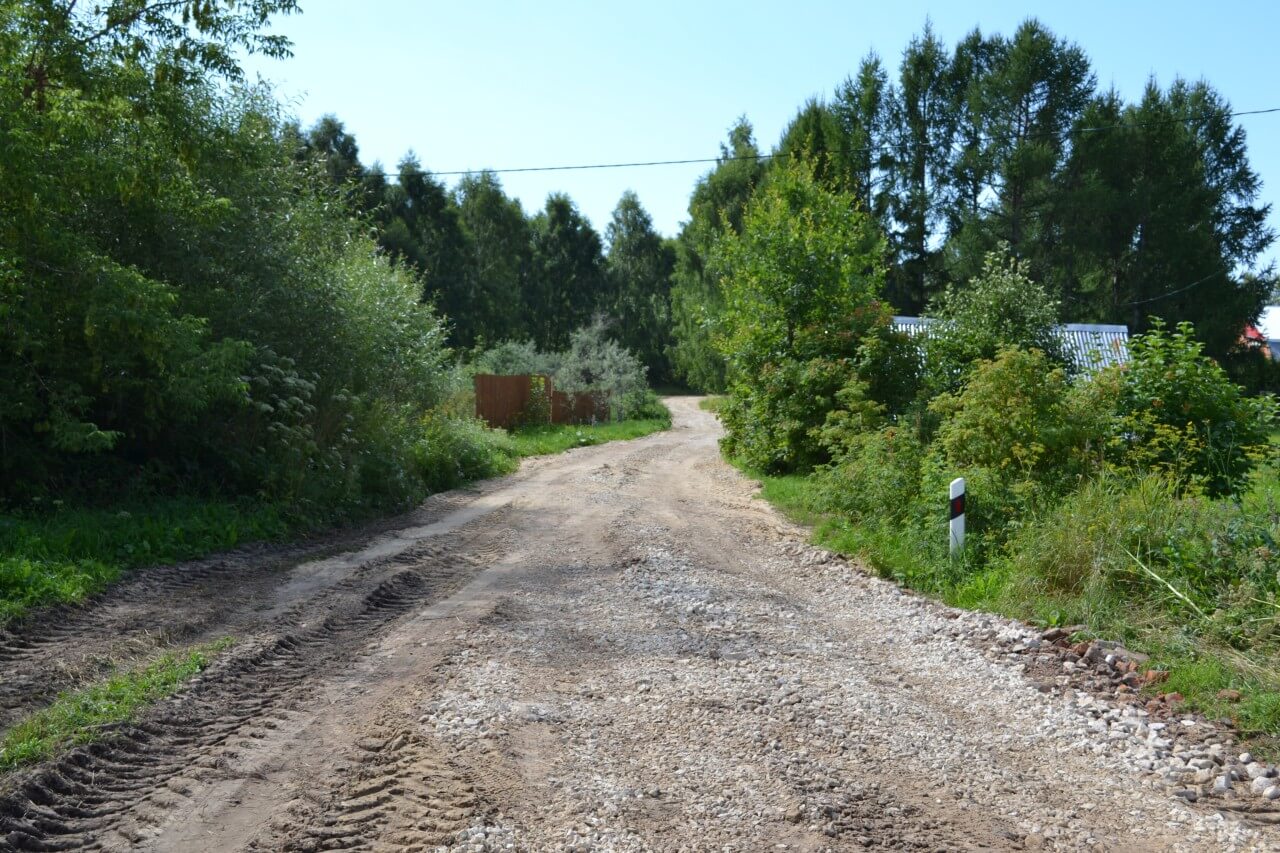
[720,354,865,472]
[912,347,1116,550]
[1111,320,1279,496]
[474,318,650,422]
[473,340,558,377]
[556,317,648,408]
[410,413,517,493]
[856,327,924,420]
[923,249,1065,395]
[0,20,466,512]
[712,160,887,472]
[512,376,552,428]
[619,389,671,423]
[813,423,926,524]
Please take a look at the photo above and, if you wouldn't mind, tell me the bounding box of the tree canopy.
[668,18,1274,389]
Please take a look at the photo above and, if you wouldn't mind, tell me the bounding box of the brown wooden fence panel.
[473,374,551,429]
[475,374,609,428]
[551,390,609,425]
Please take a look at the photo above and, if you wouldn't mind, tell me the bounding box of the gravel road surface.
[1,397,1276,851]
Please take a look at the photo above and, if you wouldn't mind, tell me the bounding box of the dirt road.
[0,398,1274,851]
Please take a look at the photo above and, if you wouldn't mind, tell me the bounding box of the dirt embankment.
[0,398,1275,851]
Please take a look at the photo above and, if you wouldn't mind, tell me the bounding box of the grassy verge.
[1,403,670,625]
[698,395,726,414]
[0,498,292,624]
[506,417,671,457]
[731,455,1280,756]
[0,429,512,625]
[0,639,234,771]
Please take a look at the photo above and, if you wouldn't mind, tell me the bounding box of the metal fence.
[473,374,609,429]
[890,316,1130,373]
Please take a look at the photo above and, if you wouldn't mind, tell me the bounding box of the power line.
[370,154,776,178]
[1122,268,1227,307]
[1065,263,1267,310]
[357,106,1280,178]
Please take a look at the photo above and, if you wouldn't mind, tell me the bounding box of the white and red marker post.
[949,477,965,557]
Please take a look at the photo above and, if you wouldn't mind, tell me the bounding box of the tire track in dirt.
[6,400,1267,850]
[0,521,508,852]
[257,723,481,852]
[0,490,490,731]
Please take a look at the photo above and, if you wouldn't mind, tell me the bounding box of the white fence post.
[949,477,966,557]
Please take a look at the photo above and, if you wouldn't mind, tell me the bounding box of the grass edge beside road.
[504,416,671,457]
[0,639,235,772]
[0,407,671,627]
[714,417,1280,758]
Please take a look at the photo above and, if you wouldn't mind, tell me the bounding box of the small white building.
[891,317,1130,374]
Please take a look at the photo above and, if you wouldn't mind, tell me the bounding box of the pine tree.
[668,118,766,391]
[1054,81,1274,355]
[833,53,893,223]
[378,156,476,343]
[527,194,606,350]
[605,191,676,383]
[456,171,531,344]
[886,22,954,313]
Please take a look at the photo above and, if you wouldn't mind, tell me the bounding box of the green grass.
[505,417,671,457]
[732,455,1280,757]
[0,639,234,771]
[698,395,726,414]
[0,498,291,624]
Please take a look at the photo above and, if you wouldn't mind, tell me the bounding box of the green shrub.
[857,327,924,419]
[813,423,925,524]
[712,160,886,472]
[474,318,650,422]
[918,347,1117,549]
[923,249,1065,395]
[720,355,867,472]
[0,9,472,514]
[473,340,557,376]
[619,389,671,423]
[813,379,888,463]
[410,413,518,493]
[556,317,648,407]
[1112,320,1279,496]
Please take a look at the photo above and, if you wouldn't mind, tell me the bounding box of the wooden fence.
[473,374,609,429]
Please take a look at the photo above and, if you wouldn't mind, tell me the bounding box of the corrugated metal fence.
[474,374,545,430]
[890,316,1130,373]
[473,374,609,429]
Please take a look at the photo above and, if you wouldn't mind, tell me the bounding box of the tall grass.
[734,455,1280,755]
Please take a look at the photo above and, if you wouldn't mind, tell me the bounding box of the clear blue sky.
[242,0,1280,270]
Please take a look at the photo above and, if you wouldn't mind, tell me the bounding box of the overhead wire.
[353,104,1278,309]
[358,106,1280,178]
[1121,269,1228,307]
